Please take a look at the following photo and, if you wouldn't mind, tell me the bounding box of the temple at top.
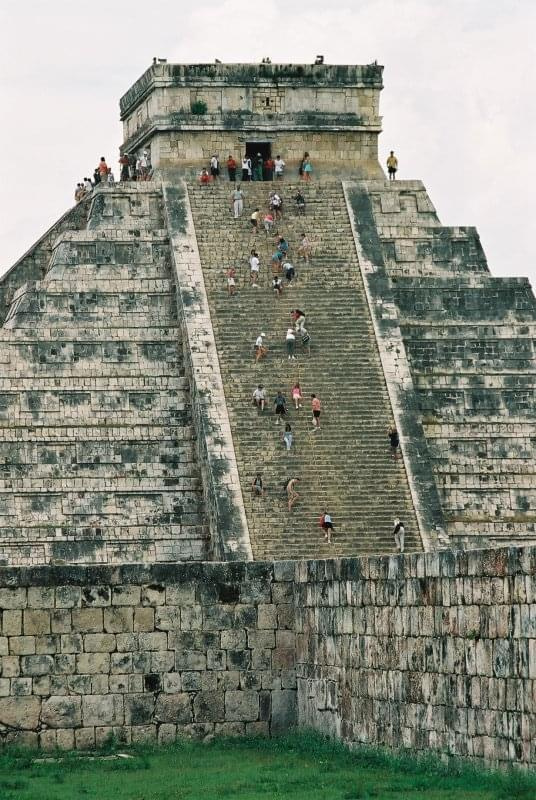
[119,61,384,178]
[0,60,534,567]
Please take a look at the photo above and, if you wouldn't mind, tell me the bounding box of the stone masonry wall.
[296,545,536,767]
[0,561,296,749]
[2,546,536,767]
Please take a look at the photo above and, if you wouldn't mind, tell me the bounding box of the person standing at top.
[119,152,130,182]
[97,156,109,182]
[210,154,220,181]
[264,155,275,181]
[302,155,313,182]
[230,185,244,218]
[387,150,398,180]
[254,153,264,182]
[241,155,252,181]
[274,155,285,180]
[226,155,237,181]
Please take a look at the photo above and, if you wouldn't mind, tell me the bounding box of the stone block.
[155,693,192,724]
[175,650,206,670]
[76,653,110,674]
[72,608,103,633]
[36,635,60,655]
[56,586,82,608]
[221,629,246,650]
[61,633,83,653]
[2,610,22,636]
[28,587,55,608]
[0,588,27,609]
[104,607,133,633]
[23,608,50,636]
[193,691,225,722]
[155,606,181,630]
[258,604,277,629]
[51,610,72,634]
[0,696,40,729]
[124,693,156,725]
[158,723,177,743]
[271,689,297,732]
[21,655,54,676]
[82,694,124,726]
[112,585,141,606]
[75,727,95,750]
[131,724,157,743]
[225,690,259,722]
[139,631,167,651]
[9,635,35,655]
[134,607,155,632]
[42,696,82,728]
[83,633,117,653]
[2,656,20,677]
[56,729,75,750]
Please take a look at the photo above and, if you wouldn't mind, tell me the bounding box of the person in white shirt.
[210,154,220,180]
[241,157,252,181]
[285,327,296,360]
[274,155,285,179]
[83,178,93,192]
[252,384,266,411]
[249,250,260,286]
[254,333,267,362]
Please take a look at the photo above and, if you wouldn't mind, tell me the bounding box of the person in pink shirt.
[291,382,303,410]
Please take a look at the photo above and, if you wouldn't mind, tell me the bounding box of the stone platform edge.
[343,180,446,550]
[162,180,252,562]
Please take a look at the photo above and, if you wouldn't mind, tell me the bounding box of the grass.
[0,731,535,800]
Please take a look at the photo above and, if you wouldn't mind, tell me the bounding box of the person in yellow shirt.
[387,150,398,181]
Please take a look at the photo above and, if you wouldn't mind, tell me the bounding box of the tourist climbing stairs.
[188,180,421,560]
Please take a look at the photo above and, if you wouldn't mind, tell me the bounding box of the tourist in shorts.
[320,510,335,543]
[272,276,283,296]
[271,251,283,277]
[387,150,398,180]
[263,211,274,235]
[311,394,321,430]
[291,382,303,409]
[226,267,237,296]
[298,233,312,263]
[274,155,285,180]
[249,250,260,286]
[252,384,266,412]
[251,473,265,498]
[274,390,287,423]
[250,208,261,230]
[285,477,300,511]
[254,333,267,362]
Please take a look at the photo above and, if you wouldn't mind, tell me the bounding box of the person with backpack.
[319,510,335,543]
[251,473,265,498]
[274,390,287,423]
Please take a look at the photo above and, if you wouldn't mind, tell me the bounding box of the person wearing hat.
[254,153,263,182]
[254,333,267,363]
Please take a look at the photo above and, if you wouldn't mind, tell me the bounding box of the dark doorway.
[246,141,272,181]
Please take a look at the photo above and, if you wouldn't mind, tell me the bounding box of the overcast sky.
[1,0,534,289]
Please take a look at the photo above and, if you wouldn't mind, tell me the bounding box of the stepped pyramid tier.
[0,60,534,565]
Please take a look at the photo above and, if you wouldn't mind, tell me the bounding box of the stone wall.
[0,561,296,748]
[296,545,536,767]
[2,546,536,767]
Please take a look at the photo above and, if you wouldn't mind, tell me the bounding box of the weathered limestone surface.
[0,561,297,748]
[347,181,536,550]
[120,62,384,178]
[0,547,535,767]
[0,183,209,565]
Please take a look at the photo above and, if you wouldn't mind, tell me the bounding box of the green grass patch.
[0,730,534,800]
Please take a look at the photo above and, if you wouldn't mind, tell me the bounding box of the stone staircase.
[188,180,421,560]
[361,180,536,549]
[0,184,209,565]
